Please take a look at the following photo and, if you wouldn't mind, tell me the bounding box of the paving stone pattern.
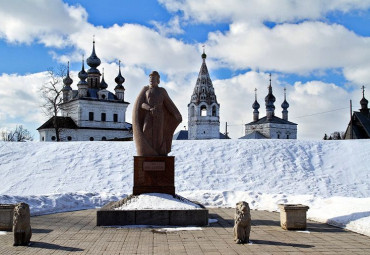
[0,208,369,254]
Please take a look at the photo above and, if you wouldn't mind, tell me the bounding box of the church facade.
[240,75,297,139]
[187,50,221,140]
[37,41,132,141]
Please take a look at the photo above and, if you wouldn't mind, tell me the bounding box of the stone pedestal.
[96,195,209,227]
[279,204,309,230]
[0,204,15,231]
[133,156,175,195]
[97,208,209,226]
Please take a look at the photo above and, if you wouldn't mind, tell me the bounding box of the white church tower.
[188,49,220,140]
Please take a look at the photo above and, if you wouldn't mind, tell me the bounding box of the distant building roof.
[239,131,267,139]
[173,130,189,140]
[344,111,370,139]
[38,116,132,131]
[245,115,297,126]
[37,116,78,130]
[173,130,230,140]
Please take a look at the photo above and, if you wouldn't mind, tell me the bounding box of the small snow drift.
[114,193,202,210]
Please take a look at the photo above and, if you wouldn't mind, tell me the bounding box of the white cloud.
[0,0,87,45]
[288,81,352,139]
[159,0,370,23]
[343,64,370,86]
[0,73,47,127]
[206,21,370,76]
[151,16,184,36]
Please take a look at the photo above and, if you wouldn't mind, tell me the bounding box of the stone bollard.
[0,204,16,231]
[233,201,251,244]
[13,203,32,246]
[278,204,309,230]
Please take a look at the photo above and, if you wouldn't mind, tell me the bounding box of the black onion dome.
[265,82,276,107]
[252,100,260,110]
[265,93,276,105]
[63,76,73,88]
[86,41,101,68]
[78,67,88,81]
[100,73,108,89]
[360,96,368,107]
[115,71,125,85]
[63,62,73,88]
[78,59,88,85]
[114,61,125,87]
[281,99,289,109]
[201,46,207,59]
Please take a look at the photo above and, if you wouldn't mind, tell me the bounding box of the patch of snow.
[153,227,202,232]
[0,192,127,216]
[107,225,202,231]
[0,231,7,235]
[208,218,218,224]
[296,230,310,234]
[114,193,202,210]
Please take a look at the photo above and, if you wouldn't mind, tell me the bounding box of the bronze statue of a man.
[133,71,182,156]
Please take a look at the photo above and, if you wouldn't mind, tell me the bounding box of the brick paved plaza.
[1,208,369,254]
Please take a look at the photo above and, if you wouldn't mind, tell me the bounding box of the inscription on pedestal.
[133,156,175,195]
[143,162,165,171]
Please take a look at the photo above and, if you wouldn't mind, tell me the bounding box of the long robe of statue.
[132,71,182,156]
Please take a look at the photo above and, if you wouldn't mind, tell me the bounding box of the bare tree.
[330,131,344,140]
[1,125,33,142]
[39,65,67,142]
[324,131,345,140]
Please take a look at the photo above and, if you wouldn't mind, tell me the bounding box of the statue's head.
[149,71,160,87]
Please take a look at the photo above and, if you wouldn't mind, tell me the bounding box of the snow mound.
[114,193,202,210]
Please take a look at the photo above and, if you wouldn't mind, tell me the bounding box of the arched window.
[90,137,94,141]
[67,136,72,141]
[287,135,289,139]
[51,136,56,141]
[102,136,107,141]
[200,105,207,116]
[277,134,280,139]
[212,105,217,116]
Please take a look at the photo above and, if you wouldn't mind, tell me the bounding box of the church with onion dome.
[343,86,370,139]
[240,74,297,139]
[37,40,132,142]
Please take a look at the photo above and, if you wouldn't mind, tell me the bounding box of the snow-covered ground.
[0,140,369,236]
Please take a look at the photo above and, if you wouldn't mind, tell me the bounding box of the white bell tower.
[188,49,220,140]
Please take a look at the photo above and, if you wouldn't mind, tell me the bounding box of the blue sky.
[1,0,370,139]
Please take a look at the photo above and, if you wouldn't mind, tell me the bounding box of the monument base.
[133,156,175,195]
[96,195,209,227]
